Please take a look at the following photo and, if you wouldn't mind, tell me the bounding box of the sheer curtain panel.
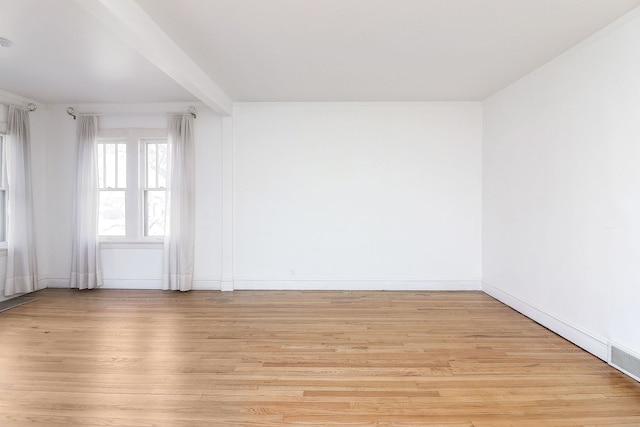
[163,114,195,291]
[70,115,102,290]
[4,105,39,296]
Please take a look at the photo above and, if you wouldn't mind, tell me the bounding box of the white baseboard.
[234,279,482,291]
[42,276,481,291]
[220,279,234,292]
[482,281,608,361]
[42,278,71,288]
[42,277,221,290]
[101,279,161,289]
[192,280,221,291]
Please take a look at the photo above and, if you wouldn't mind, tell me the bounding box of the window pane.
[97,144,104,188]
[117,143,126,188]
[98,142,127,189]
[99,190,126,236]
[105,144,116,188]
[147,143,157,188]
[145,190,165,236]
[157,143,167,188]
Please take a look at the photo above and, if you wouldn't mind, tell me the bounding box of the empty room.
[1,0,640,425]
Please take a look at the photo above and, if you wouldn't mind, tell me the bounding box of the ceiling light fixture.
[0,37,13,47]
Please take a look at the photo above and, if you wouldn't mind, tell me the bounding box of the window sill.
[99,240,163,250]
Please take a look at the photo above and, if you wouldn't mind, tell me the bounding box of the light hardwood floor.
[0,289,639,426]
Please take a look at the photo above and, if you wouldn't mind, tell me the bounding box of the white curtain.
[163,114,195,291]
[70,116,102,290]
[4,105,39,297]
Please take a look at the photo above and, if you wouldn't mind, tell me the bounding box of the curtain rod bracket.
[66,107,77,120]
[188,105,197,119]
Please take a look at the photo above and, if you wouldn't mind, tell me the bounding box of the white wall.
[43,104,223,290]
[233,103,482,290]
[483,12,640,359]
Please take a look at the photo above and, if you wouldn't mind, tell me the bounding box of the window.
[0,135,6,244]
[97,129,167,240]
[97,141,127,236]
[141,139,167,237]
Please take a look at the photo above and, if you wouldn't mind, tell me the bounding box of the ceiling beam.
[76,0,233,116]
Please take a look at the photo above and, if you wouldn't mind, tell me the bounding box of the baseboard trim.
[43,278,71,288]
[43,277,221,291]
[42,276,481,291]
[482,281,608,361]
[220,279,234,292]
[234,279,482,291]
[192,280,222,291]
[100,279,161,289]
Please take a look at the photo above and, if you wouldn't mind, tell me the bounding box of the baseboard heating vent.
[610,344,640,382]
[0,296,37,313]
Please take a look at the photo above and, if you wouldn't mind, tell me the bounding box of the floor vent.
[610,344,640,382]
[0,296,37,314]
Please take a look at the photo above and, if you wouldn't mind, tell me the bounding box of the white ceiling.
[1,0,640,105]
[0,0,196,104]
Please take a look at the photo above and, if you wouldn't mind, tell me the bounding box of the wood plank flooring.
[0,289,638,426]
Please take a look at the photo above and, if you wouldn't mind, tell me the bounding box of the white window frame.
[97,128,167,244]
[140,138,168,237]
[96,139,128,238]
